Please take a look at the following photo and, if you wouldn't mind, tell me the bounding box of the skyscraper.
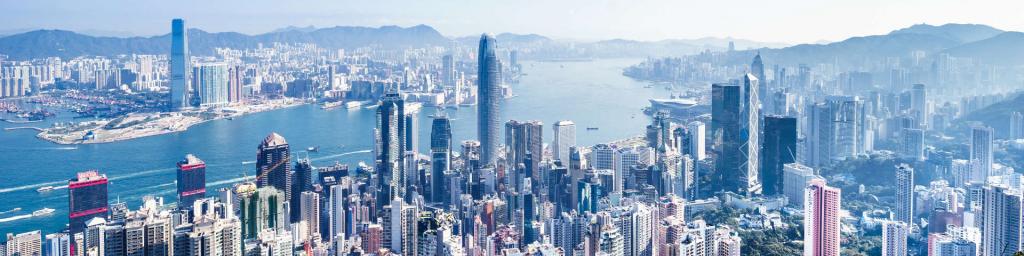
[291,158,314,223]
[881,221,908,256]
[760,115,797,196]
[176,154,206,210]
[430,115,452,205]
[506,120,543,188]
[711,74,760,196]
[299,191,320,241]
[169,18,190,111]
[191,63,229,107]
[686,121,706,161]
[256,133,292,205]
[899,128,924,161]
[376,93,406,204]
[970,126,993,183]
[910,84,927,128]
[552,120,577,163]
[980,185,1022,256]
[784,163,819,208]
[751,53,766,105]
[1011,111,1024,140]
[5,230,42,256]
[69,171,109,233]
[804,178,841,256]
[894,164,914,224]
[477,34,501,165]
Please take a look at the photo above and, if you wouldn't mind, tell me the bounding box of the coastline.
[35,99,308,145]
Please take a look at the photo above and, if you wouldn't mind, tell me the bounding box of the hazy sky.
[3,0,1022,44]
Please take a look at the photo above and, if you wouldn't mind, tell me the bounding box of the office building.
[894,164,914,224]
[477,34,502,165]
[430,115,452,205]
[711,74,761,196]
[506,120,543,188]
[169,18,190,111]
[377,93,407,205]
[970,126,994,183]
[761,115,797,196]
[256,133,292,204]
[804,179,841,256]
[176,154,206,211]
[69,171,109,233]
[687,121,706,161]
[553,120,577,163]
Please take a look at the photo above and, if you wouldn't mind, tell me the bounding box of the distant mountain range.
[0,25,451,59]
[2,23,1023,66]
[732,23,1023,66]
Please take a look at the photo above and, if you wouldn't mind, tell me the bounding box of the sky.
[2,0,1023,44]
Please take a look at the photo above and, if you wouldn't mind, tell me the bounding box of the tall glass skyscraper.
[760,115,796,196]
[376,93,405,205]
[711,74,761,196]
[430,115,452,205]
[477,34,501,165]
[169,18,190,111]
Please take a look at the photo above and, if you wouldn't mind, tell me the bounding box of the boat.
[586,127,599,131]
[321,101,344,110]
[345,101,372,109]
[307,146,320,152]
[32,208,55,217]
[37,186,55,192]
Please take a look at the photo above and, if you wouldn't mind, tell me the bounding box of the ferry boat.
[32,208,55,217]
[307,146,320,152]
[321,101,344,110]
[586,127,599,131]
[37,186,55,193]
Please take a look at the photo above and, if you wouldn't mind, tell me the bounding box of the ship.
[586,127,599,131]
[344,101,372,109]
[32,208,55,217]
[37,186,55,192]
[321,101,344,110]
[307,146,320,152]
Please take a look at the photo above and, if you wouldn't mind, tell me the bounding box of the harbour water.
[0,58,669,234]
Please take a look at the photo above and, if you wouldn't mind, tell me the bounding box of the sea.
[0,58,679,235]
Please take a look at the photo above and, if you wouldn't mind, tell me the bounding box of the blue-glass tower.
[477,34,501,165]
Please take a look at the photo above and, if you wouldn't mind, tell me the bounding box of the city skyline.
[2,1,1023,254]
[1,0,1023,44]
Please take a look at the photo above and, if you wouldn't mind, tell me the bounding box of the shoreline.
[35,99,308,145]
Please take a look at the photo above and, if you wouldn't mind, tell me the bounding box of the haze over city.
[1,1,1024,256]
[3,0,1024,43]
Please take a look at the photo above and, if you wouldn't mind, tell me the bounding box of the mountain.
[0,25,451,59]
[957,92,1024,138]
[889,23,1003,44]
[942,31,1024,66]
[741,23,1008,66]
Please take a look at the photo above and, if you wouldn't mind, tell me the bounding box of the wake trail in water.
[0,180,66,194]
[0,214,32,223]
[309,149,372,162]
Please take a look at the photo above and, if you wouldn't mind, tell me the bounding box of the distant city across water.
[0,58,678,234]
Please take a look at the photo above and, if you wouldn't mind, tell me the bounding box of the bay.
[0,58,666,234]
